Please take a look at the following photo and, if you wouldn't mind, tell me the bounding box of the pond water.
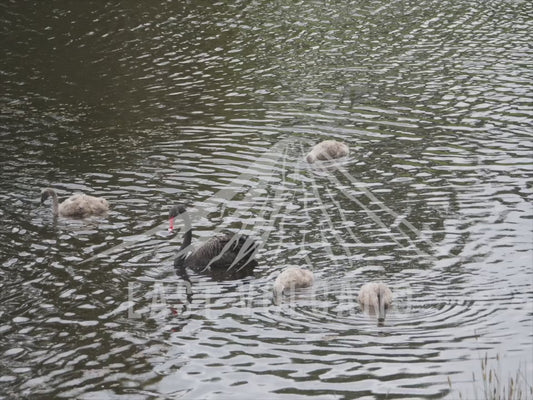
[1,1,532,399]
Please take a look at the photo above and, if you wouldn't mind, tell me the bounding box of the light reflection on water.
[1,0,532,399]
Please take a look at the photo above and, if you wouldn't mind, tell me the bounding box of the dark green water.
[1,1,532,399]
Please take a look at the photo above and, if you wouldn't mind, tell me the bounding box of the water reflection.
[1,0,532,399]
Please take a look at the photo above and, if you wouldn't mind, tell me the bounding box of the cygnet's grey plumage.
[306,140,349,163]
[358,282,393,323]
[40,188,109,218]
[273,267,314,304]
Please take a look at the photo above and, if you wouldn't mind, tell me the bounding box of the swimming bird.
[305,140,349,163]
[358,282,393,324]
[273,267,314,305]
[40,188,109,218]
[169,205,258,277]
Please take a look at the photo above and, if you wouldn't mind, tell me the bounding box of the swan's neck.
[180,210,192,246]
[181,229,192,248]
[48,190,59,215]
[272,281,284,305]
[174,229,192,269]
[377,291,386,322]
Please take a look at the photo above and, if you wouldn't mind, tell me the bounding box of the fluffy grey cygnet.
[305,140,349,163]
[273,267,314,304]
[40,188,109,218]
[358,282,393,324]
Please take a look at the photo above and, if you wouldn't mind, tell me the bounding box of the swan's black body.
[170,205,258,279]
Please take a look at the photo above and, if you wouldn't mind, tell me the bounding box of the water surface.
[1,1,532,399]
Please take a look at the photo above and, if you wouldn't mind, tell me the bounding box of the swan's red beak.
[168,217,175,233]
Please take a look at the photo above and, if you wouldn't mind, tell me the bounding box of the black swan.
[306,140,349,163]
[358,282,393,324]
[169,205,258,277]
[40,188,109,218]
[273,267,314,305]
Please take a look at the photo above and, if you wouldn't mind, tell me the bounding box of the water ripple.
[1,0,532,399]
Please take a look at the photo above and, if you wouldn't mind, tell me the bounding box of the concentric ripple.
[1,0,532,399]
